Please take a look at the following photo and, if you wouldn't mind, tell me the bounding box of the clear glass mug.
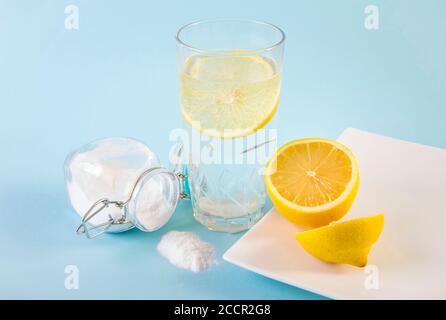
[176,19,285,232]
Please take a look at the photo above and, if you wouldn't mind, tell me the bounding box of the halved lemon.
[180,54,281,138]
[296,214,384,267]
[265,138,360,228]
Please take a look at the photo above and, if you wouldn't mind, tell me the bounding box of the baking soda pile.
[157,231,216,272]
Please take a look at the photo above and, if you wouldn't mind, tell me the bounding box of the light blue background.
[0,0,445,299]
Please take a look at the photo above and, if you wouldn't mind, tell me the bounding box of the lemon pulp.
[180,54,281,138]
[265,138,360,228]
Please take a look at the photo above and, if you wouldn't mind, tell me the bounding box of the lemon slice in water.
[180,54,281,138]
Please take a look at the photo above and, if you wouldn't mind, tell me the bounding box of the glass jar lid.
[127,167,181,232]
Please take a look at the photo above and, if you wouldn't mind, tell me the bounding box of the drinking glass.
[176,19,285,232]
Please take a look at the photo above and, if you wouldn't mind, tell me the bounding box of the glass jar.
[64,137,187,238]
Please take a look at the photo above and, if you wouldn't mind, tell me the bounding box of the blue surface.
[0,0,445,299]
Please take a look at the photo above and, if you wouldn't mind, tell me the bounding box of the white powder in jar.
[157,231,216,272]
[133,177,173,231]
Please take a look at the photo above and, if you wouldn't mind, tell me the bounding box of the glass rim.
[175,19,286,54]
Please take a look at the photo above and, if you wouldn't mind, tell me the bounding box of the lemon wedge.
[265,138,360,228]
[296,214,384,267]
[180,54,281,138]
